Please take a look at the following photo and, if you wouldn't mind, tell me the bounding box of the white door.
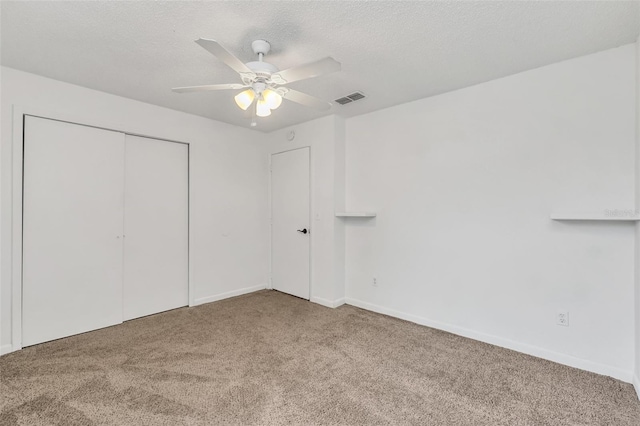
[23,116,125,346]
[271,147,310,299]
[123,135,189,321]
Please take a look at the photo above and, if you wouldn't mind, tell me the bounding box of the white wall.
[0,67,269,352]
[345,45,636,381]
[265,116,346,307]
[635,35,640,396]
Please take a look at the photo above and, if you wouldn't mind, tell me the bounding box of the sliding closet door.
[123,135,188,321]
[23,116,125,346]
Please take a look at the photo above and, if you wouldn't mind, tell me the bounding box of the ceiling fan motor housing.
[246,61,279,75]
[245,60,279,92]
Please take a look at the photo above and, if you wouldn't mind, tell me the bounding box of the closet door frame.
[10,105,192,353]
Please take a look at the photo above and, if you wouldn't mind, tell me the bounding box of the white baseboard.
[345,297,633,383]
[192,284,266,307]
[1,344,14,356]
[633,375,640,401]
[311,296,346,308]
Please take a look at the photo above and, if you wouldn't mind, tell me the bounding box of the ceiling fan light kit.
[263,89,283,109]
[234,89,255,110]
[172,38,341,126]
[256,99,272,117]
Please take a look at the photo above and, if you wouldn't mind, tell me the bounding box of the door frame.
[9,105,192,352]
[269,146,312,300]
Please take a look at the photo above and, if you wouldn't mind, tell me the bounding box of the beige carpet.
[1,290,639,425]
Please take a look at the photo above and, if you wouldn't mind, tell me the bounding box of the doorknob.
[297,228,308,234]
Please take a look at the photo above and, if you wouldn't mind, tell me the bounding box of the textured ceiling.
[2,1,639,133]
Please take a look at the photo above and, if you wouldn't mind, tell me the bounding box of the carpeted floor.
[1,290,639,425]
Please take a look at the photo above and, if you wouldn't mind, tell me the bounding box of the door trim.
[269,146,312,300]
[10,105,192,352]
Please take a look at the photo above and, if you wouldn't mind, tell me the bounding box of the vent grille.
[334,91,366,105]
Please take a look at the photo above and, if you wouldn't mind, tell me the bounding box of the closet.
[22,116,188,347]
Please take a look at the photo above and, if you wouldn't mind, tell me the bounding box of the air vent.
[334,91,366,105]
[335,97,352,105]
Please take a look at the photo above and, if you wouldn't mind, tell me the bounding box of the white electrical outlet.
[372,277,378,287]
[557,311,569,326]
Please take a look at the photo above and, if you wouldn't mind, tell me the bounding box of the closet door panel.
[23,116,125,346]
[123,135,188,320]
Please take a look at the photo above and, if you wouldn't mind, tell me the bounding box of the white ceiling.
[2,1,639,133]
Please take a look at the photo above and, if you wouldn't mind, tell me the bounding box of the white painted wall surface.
[265,116,346,307]
[333,118,346,304]
[345,45,636,380]
[634,35,640,396]
[0,67,269,352]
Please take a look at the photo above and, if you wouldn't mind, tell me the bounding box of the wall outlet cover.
[557,311,569,326]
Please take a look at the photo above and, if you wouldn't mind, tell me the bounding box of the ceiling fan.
[172,39,341,123]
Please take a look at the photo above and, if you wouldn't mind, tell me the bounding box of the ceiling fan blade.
[195,38,255,77]
[281,88,332,111]
[172,83,247,93]
[271,57,341,85]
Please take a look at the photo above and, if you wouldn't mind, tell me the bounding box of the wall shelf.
[335,212,376,218]
[550,213,640,222]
